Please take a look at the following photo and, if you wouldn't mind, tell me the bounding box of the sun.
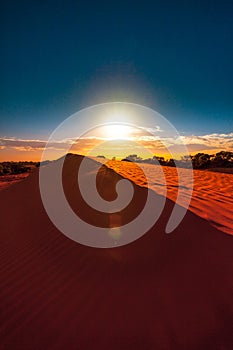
[103,124,134,140]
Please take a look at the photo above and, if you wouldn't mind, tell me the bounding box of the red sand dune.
[0,154,233,349]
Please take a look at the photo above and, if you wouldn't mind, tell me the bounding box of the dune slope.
[0,154,232,350]
[105,161,233,235]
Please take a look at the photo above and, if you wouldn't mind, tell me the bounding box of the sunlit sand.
[105,160,233,235]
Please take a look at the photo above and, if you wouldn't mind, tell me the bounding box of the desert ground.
[0,154,232,349]
[0,173,30,191]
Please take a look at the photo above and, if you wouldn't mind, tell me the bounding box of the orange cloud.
[0,132,232,161]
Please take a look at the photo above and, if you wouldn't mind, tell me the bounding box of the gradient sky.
[1,0,233,160]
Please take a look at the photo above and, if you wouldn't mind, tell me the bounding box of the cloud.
[179,133,233,151]
[0,131,233,160]
[0,137,70,151]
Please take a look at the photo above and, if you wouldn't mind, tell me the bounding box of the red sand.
[0,173,30,191]
[0,154,233,349]
[105,161,233,235]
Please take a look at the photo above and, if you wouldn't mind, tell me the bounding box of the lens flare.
[39,102,193,248]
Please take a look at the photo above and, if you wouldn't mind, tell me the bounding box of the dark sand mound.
[0,154,232,349]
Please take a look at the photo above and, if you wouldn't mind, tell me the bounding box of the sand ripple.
[106,161,233,235]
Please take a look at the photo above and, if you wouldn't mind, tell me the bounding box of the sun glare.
[104,124,133,140]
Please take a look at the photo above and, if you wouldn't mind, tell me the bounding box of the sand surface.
[0,154,232,349]
[0,173,30,191]
[105,161,233,235]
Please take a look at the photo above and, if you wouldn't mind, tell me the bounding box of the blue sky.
[0,0,233,159]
